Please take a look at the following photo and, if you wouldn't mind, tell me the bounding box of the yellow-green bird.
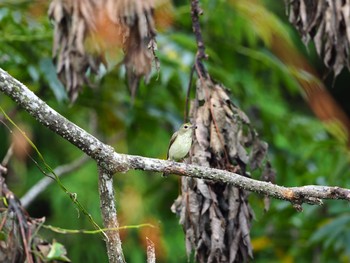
[163,123,196,176]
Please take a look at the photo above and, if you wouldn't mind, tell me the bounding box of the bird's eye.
[184,125,188,129]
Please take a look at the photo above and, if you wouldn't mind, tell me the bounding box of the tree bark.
[98,168,125,263]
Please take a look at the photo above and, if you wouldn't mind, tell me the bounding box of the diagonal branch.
[1,68,350,208]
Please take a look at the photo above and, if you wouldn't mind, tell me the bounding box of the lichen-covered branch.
[0,68,116,172]
[1,68,350,207]
[98,168,125,263]
[117,154,350,206]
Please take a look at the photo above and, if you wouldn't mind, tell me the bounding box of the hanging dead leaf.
[49,0,104,102]
[49,0,158,102]
[106,0,158,99]
[286,0,350,76]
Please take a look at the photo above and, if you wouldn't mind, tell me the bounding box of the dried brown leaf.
[197,179,212,200]
[250,140,268,170]
[237,141,249,165]
[195,111,210,148]
[228,187,240,220]
[208,208,225,262]
[210,122,223,155]
[286,0,350,76]
[239,207,253,258]
[211,91,226,128]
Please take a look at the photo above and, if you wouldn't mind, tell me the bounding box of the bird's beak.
[192,125,197,129]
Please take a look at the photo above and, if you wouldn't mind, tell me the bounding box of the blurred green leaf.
[309,215,350,250]
[47,241,71,262]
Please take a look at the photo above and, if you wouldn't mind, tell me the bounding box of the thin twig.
[184,65,196,122]
[186,0,208,123]
[191,0,209,80]
[20,155,90,208]
[1,144,13,166]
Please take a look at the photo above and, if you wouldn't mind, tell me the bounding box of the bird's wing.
[167,131,178,159]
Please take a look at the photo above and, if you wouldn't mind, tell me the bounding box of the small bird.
[163,123,196,176]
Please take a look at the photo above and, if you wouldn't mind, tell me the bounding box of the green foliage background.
[1,0,350,262]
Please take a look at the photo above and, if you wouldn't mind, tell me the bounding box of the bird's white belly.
[168,135,192,161]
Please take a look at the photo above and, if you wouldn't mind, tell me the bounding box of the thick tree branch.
[0,68,116,171]
[1,68,350,207]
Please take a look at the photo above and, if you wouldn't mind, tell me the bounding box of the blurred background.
[1,0,350,262]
